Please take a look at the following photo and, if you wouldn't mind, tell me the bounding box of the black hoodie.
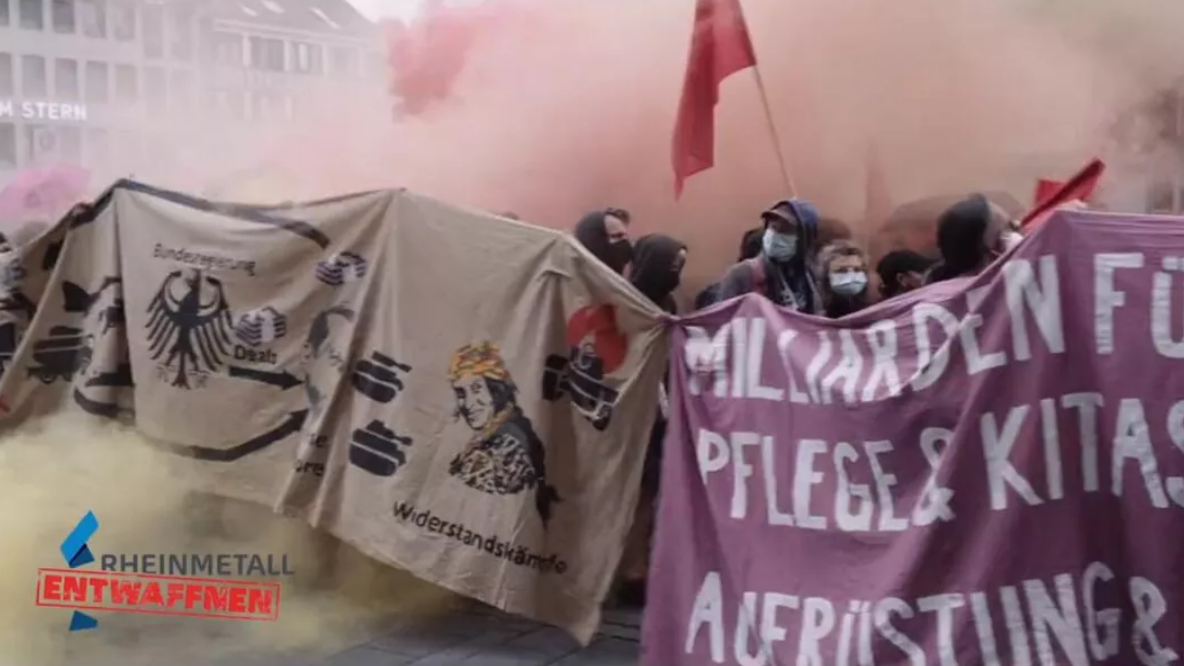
[629,234,686,313]
[574,210,632,274]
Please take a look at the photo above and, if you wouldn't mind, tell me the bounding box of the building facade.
[0,0,386,191]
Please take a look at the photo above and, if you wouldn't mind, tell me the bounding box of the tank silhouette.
[27,325,93,384]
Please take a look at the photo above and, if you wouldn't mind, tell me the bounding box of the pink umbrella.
[0,163,91,223]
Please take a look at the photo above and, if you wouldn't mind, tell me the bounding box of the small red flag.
[1033,179,1063,206]
[1020,158,1105,229]
[671,0,757,197]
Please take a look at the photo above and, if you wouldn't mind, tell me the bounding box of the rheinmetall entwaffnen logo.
[36,511,291,631]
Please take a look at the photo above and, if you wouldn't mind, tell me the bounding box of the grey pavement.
[63,602,641,666]
[322,605,641,666]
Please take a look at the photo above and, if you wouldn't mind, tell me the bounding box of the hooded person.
[629,234,688,313]
[926,193,1022,284]
[573,207,633,275]
[614,232,687,608]
[817,240,871,318]
[716,198,822,313]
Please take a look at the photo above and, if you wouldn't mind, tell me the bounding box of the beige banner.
[0,182,667,642]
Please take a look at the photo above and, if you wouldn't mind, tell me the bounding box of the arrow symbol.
[228,365,300,390]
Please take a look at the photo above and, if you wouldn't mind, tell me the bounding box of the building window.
[22,55,47,97]
[19,0,43,30]
[59,125,81,161]
[291,42,323,74]
[114,64,137,102]
[0,124,15,167]
[54,59,80,101]
[248,36,285,72]
[168,4,193,60]
[25,124,56,163]
[144,66,165,111]
[213,89,245,119]
[86,127,109,166]
[111,0,132,40]
[51,0,74,33]
[0,0,10,26]
[0,54,12,97]
[330,47,357,76]
[84,61,108,102]
[78,0,106,37]
[212,32,243,67]
[142,3,162,58]
[251,91,284,121]
[168,69,191,111]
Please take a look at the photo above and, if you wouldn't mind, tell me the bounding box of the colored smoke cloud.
[0,414,459,666]
[178,0,1184,294]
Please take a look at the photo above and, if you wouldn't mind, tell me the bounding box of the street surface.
[70,602,640,666]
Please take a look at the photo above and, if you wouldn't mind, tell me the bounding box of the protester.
[715,199,822,312]
[616,233,687,607]
[926,193,1022,283]
[573,207,633,274]
[876,249,933,299]
[817,240,871,317]
[693,227,761,309]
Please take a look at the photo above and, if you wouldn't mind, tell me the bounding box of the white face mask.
[762,228,797,261]
[829,271,867,296]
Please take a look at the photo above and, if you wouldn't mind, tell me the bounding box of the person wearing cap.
[876,249,934,299]
[716,198,822,313]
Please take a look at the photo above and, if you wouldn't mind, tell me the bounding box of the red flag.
[1020,158,1105,229]
[1033,179,1062,206]
[672,0,757,197]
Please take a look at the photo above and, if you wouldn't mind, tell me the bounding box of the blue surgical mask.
[829,271,868,296]
[762,228,797,261]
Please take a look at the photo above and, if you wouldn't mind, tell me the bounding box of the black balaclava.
[574,210,632,274]
[629,234,686,313]
[929,194,991,283]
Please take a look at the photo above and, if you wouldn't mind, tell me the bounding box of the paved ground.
[64,603,641,666]
[320,605,641,666]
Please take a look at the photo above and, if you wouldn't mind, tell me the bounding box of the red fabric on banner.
[671,0,757,197]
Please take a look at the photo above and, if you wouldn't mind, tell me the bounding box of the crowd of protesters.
[568,191,1051,607]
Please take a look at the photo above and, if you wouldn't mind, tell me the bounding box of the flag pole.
[749,60,797,197]
[738,0,797,198]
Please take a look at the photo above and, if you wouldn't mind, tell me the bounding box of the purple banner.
[643,212,1184,666]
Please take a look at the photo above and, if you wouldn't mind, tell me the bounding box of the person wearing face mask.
[817,240,871,318]
[716,198,822,313]
[926,193,1021,284]
[615,233,687,607]
[573,207,633,275]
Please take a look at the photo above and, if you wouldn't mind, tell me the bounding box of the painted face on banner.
[453,374,494,430]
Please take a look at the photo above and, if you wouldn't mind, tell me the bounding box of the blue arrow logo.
[60,511,98,568]
[59,512,99,631]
